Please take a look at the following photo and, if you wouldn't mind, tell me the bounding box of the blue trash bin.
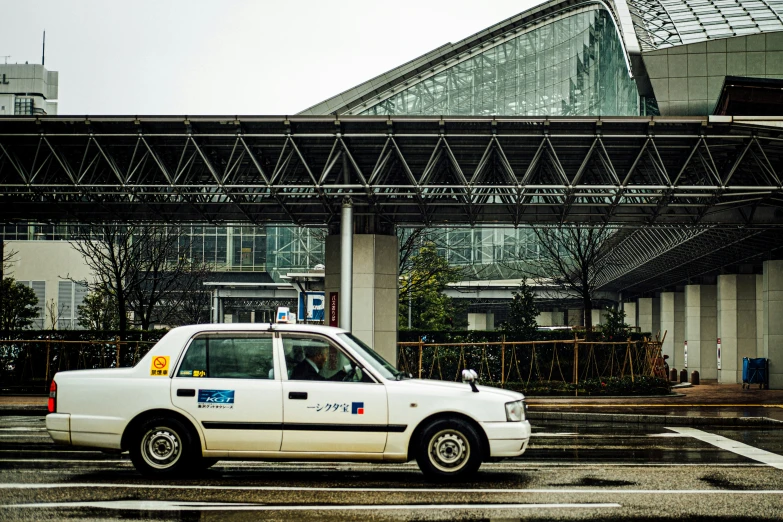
[742,357,768,389]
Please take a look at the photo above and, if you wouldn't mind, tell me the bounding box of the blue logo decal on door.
[198,390,235,404]
[351,402,364,415]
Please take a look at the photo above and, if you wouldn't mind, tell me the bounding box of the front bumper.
[46,413,71,445]
[482,419,531,457]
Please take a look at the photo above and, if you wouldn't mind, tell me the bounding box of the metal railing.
[0,338,157,393]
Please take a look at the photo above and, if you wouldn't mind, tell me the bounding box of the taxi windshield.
[337,333,403,380]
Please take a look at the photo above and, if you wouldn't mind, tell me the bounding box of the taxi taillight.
[48,380,57,413]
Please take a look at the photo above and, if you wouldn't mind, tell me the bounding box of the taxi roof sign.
[276,307,291,324]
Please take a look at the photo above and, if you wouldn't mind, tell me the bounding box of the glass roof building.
[299,0,783,291]
[302,0,783,117]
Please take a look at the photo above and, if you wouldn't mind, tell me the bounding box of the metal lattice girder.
[1,116,783,227]
[598,228,783,294]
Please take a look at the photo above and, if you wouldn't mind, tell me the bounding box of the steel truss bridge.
[1,115,783,296]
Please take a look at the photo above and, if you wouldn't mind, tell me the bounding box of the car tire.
[130,416,196,477]
[415,417,483,481]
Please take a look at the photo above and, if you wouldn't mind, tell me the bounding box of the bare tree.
[45,298,64,331]
[2,242,17,273]
[69,225,213,335]
[163,265,213,326]
[505,225,617,327]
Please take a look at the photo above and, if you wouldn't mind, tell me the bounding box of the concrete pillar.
[325,234,398,364]
[536,311,553,327]
[684,284,718,380]
[638,298,660,337]
[591,309,605,327]
[467,312,494,331]
[763,260,783,389]
[674,292,685,368]
[717,274,757,384]
[567,308,584,326]
[660,292,685,368]
[756,274,764,358]
[624,302,637,328]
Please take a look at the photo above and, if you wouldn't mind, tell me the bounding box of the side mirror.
[461,369,479,393]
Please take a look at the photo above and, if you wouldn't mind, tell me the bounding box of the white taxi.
[46,324,531,480]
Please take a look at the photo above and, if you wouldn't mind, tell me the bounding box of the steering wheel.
[342,363,363,382]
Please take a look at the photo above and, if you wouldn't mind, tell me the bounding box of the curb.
[526,393,685,400]
[0,406,48,416]
[528,411,783,426]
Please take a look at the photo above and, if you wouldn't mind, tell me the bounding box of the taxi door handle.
[177,389,196,397]
[288,392,308,400]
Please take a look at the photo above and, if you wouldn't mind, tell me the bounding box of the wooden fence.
[397,336,666,387]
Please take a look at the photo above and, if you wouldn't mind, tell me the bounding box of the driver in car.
[291,345,350,381]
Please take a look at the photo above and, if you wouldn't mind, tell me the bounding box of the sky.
[2,0,541,115]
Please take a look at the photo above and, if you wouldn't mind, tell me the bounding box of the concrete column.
[536,311,553,327]
[325,234,398,364]
[756,274,764,358]
[468,312,494,331]
[684,284,718,380]
[763,260,783,389]
[660,292,685,369]
[638,297,660,337]
[660,293,677,364]
[674,292,685,368]
[567,308,584,326]
[717,274,757,384]
[624,302,637,327]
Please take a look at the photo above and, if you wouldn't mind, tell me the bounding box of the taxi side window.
[177,335,275,379]
[282,334,358,381]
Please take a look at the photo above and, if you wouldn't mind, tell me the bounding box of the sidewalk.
[1,383,782,425]
[525,383,783,425]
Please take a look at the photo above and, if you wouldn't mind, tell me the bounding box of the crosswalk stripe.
[667,427,783,470]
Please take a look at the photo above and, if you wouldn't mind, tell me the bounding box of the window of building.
[14,98,34,115]
[57,281,89,329]
[16,280,46,328]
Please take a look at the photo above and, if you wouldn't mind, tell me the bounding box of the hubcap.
[428,429,470,473]
[141,427,181,469]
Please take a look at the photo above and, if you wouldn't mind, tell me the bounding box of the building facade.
[302,0,783,118]
[0,63,58,116]
[300,0,783,328]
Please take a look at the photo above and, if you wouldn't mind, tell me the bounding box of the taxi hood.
[396,378,525,401]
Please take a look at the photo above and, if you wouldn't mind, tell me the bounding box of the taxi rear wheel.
[415,417,482,480]
[130,416,195,477]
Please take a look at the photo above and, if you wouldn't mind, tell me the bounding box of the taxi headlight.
[505,400,525,422]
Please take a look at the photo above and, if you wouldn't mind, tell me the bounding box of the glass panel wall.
[361,9,639,117]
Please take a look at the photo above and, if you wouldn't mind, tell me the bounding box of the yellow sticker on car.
[150,356,170,376]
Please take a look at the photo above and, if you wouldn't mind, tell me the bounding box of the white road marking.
[667,427,783,470]
[0,460,128,464]
[0,459,767,468]
[1,484,783,494]
[4,500,621,511]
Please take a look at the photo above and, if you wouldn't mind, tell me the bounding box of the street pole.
[340,198,353,331]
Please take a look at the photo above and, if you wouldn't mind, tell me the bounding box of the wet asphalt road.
[0,415,782,521]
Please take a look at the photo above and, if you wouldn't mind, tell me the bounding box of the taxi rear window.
[178,335,274,379]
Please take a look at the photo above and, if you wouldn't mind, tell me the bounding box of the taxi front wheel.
[130,416,195,477]
[415,417,482,480]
